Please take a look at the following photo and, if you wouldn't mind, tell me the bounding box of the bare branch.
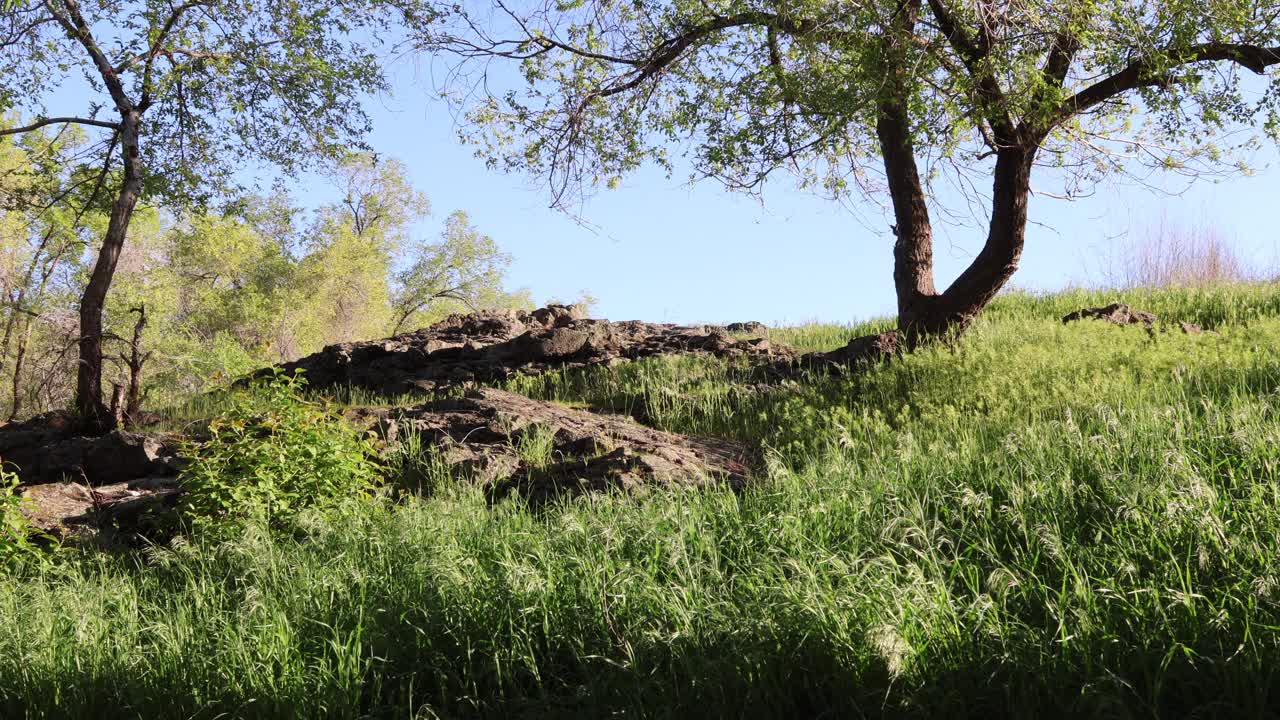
[924,0,1017,141]
[0,115,120,136]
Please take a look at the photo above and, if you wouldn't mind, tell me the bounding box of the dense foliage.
[1,0,440,423]
[438,0,1280,208]
[1,285,1278,717]
[177,372,383,537]
[0,141,532,416]
[434,0,1280,339]
[0,466,41,566]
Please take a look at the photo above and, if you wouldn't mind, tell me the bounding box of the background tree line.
[0,133,532,420]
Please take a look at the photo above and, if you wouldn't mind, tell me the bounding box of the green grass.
[3,283,1280,718]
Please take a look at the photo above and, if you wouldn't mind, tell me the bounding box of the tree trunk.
[8,317,30,422]
[76,111,143,431]
[876,122,1038,345]
[124,303,148,425]
[934,145,1038,328]
[876,105,944,343]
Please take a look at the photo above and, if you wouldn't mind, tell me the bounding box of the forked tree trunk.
[878,106,1038,345]
[76,111,143,431]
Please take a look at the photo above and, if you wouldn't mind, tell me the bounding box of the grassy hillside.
[3,284,1280,718]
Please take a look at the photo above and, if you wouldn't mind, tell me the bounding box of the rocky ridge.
[266,304,793,395]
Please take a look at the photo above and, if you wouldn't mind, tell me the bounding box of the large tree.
[432,0,1280,344]
[0,0,434,429]
[390,209,527,334]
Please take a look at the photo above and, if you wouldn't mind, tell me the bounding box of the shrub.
[178,371,383,536]
[0,466,43,566]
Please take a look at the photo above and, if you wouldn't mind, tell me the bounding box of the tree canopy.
[0,133,534,417]
[0,0,436,426]
[432,0,1280,339]
[1,0,434,200]
[437,0,1280,201]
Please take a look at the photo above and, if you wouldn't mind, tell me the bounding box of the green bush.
[0,466,43,566]
[178,371,383,536]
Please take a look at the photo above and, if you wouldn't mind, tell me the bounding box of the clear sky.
[295,61,1280,326]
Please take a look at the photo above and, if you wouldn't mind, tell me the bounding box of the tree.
[310,153,528,337]
[0,117,100,419]
[431,0,1280,345]
[0,0,435,429]
[328,152,431,245]
[391,210,526,334]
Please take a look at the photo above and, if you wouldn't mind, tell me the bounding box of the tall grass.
[2,286,1279,718]
[1096,217,1257,289]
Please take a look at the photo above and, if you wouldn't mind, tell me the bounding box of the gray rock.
[83,431,168,485]
[1062,302,1158,328]
[350,387,753,503]
[263,305,797,396]
[0,416,177,486]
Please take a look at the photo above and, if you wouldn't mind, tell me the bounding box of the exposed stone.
[757,330,900,381]
[0,414,178,486]
[491,447,705,506]
[1062,302,1158,328]
[83,431,169,485]
[264,305,797,396]
[1061,303,1218,336]
[725,321,768,334]
[812,331,899,367]
[20,477,181,546]
[352,387,752,503]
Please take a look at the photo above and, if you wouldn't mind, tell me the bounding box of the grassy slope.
[3,284,1280,718]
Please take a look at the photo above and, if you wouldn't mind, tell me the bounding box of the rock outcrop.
[0,413,182,545]
[355,387,752,505]
[267,305,794,396]
[20,477,180,545]
[1062,303,1208,335]
[0,412,179,486]
[725,321,768,334]
[1062,302,1158,328]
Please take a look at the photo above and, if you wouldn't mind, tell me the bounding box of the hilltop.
[1,283,1279,717]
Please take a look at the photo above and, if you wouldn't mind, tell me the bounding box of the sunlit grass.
[4,283,1280,718]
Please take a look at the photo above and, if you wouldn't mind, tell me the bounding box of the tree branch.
[0,116,121,136]
[924,0,1017,142]
[114,0,209,73]
[1055,42,1280,127]
[44,0,134,111]
[1040,31,1079,88]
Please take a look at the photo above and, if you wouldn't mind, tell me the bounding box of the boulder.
[0,416,178,486]
[725,321,768,334]
[20,477,181,546]
[83,431,169,485]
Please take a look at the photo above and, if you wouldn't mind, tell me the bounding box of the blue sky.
[30,13,1280,327]
[291,64,1279,326]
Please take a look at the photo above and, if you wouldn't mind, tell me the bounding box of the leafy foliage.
[391,209,527,333]
[177,371,383,536]
[0,140,534,415]
[0,0,437,203]
[0,465,43,566]
[436,0,1280,204]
